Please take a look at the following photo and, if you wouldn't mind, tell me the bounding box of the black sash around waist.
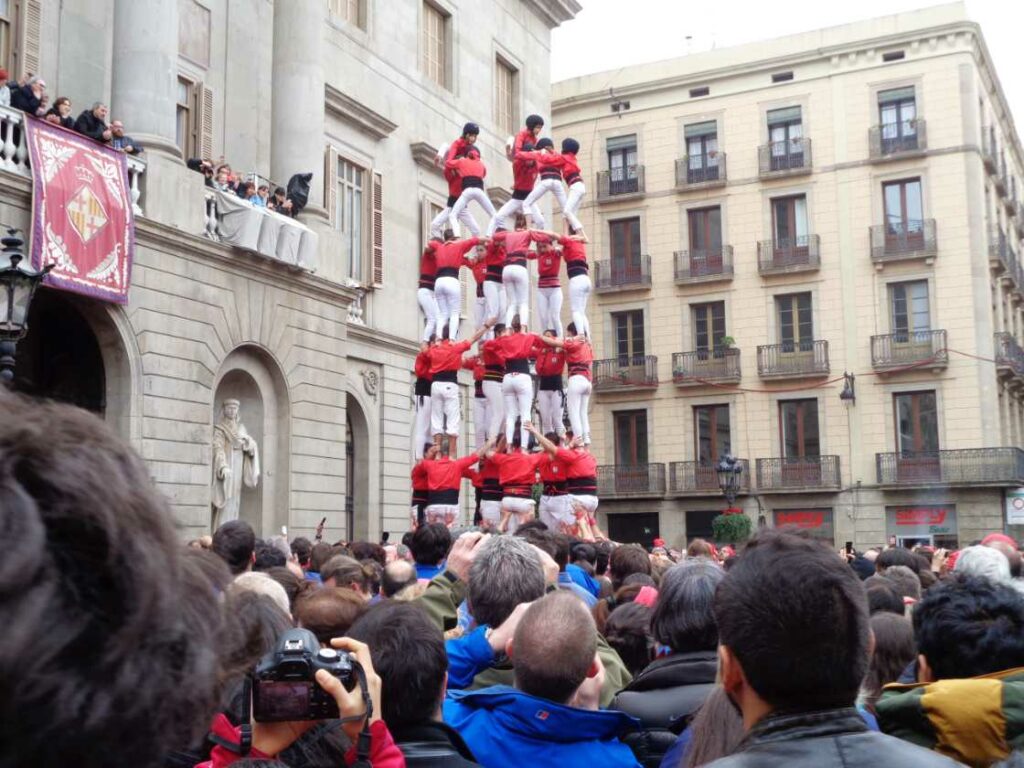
[415,377,432,396]
[461,176,483,189]
[436,267,459,279]
[506,252,528,267]
[484,364,503,383]
[433,370,458,383]
[540,171,562,180]
[543,480,568,496]
[504,359,530,374]
[486,264,503,281]
[567,476,597,494]
[565,173,581,185]
[474,380,484,398]
[427,489,459,505]
[567,262,589,278]
[503,483,533,498]
[538,374,563,391]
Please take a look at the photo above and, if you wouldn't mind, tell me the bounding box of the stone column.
[271,0,326,218]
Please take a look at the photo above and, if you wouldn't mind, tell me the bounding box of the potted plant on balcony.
[712,507,752,544]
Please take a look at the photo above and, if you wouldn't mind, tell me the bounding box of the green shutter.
[879,86,916,103]
[767,106,802,125]
[684,121,717,138]
[606,134,637,152]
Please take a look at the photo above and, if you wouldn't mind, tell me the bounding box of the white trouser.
[433,275,461,341]
[566,374,592,444]
[430,204,479,239]
[523,178,567,222]
[450,188,496,233]
[417,287,439,342]
[424,504,459,528]
[479,500,502,530]
[472,395,488,451]
[483,280,506,336]
[474,294,486,332]
[412,394,433,458]
[537,388,564,436]
[564,181,586,232]
[568,274,592,339]
[488,197,547,236]
[539,495,574,532]
[570,494,599,517]
[503,264,530,327]
[502,372,533,448]
[482,380,505,440]
[430,381,460,436]
[536,286,563,336]
[501,496,536,533]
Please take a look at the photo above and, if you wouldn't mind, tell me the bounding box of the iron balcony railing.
[669,459,751,495]
[593,255,652,292]
[674,247,734,283]
[876,448,1024,487]
[871,330,948,370]
[990,226,1009,273]
[675,152,727,189]
[756,455,841,492]
[757,339,830,379]
[995,332,1024,378]
[758,137,812,176]
[596,165,646,200]
[672,349,741,385]
[593,355,659,391]
[597,463,667,498]
[983,127,999,173]
[870,219,937,262]
[757,234,820,274]
[869,120,927,160]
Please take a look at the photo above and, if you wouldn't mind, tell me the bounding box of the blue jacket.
[416,562,444,581]
[559,571,598,607]
[567,563,602,598]
[444,685,641,768]
[446,626,494,689]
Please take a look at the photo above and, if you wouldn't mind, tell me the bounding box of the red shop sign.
[775,511,826,529]
[895,508,947,527]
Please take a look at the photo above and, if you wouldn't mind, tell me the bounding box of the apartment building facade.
[552,3,1024,550]
[0,0,577,541]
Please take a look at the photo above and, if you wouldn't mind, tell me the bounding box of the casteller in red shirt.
[489,450,545,497]
[429,339,473,379]
[564,337,594,381]
[424,454,480,505]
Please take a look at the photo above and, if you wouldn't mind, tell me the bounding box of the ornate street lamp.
[716,453,743,508]
[0,228,53,385]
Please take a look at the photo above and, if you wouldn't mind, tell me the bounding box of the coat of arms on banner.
[24,118,135,304]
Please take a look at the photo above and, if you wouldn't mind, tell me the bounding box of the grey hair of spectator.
[228,571,291,616]
[91,100,105,111]
[956,545,1012,584]
[651,557,725,652]
[468,535,546,628]
[881,565,921,602]
[381,559,417,598]
[266,535,291,561]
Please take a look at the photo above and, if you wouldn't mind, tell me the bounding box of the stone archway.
[212,345,290,536]
[346,393,371,542]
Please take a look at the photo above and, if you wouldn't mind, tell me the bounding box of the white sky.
[551,0,1024,130]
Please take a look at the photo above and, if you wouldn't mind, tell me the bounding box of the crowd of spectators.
[8,391,1024,768]
[1,69,143,155]
[186,156,310,219]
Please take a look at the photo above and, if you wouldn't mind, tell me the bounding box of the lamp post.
[0,228,53,385]
[716,453,743,509]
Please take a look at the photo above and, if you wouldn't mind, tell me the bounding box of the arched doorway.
[346,393,370,541]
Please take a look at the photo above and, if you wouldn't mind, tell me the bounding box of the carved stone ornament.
[361,369,379,400]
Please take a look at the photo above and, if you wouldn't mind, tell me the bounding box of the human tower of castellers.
[410,114,604,539]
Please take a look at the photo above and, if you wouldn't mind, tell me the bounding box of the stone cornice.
[488,186,512,206]
[134,218,359,308]
[410,141,442,175]
[522,0,581,28]
[347,322,420,355]
[325,83,398,140]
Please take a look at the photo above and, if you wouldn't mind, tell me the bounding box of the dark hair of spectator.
[513,591,596,705]
[603,602,654,677]
[863,612,916,710]
[350,540,387,567]
[866,581,906,616]
[877,546,921,574]
[593,583,644,635]
[410,523,452,566]
[254,539,287,571]
[212,519,256,575]
[218,591,292,717]
[881,565,921,602]
[914,575,1024,680]
[687,538,714,558]
[294,588,367,646]
[290,536,313,566]
[918,568,937,592]
[651,558,724,652]
[348,602,448,729]
[572,541,597,566]
[595,540,613,576]
[610,544,653,590]
[320,554,375,594]
[309,542,334,573]
[714,530,870,711]
[682,686,745,768]
[182,546,234,594]
[622,572,657,589]
[264,566,314,613]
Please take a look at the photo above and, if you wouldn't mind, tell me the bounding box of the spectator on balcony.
[186,158,217,187]
[269,185,295,217]
[109,120,142,155]
[44,96,74,129]
[0,68,9,107]
[238,180,257,204]
[252,184,270,208]
[10,74,46,116]
[74,102,111,143]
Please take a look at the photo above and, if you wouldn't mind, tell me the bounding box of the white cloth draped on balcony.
[212,189,317,271]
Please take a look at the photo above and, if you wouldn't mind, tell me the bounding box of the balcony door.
[779,399,821,486]
[609,217,642,285]
[883,178,924,249]
[614,409,649,492]
[776,293,813,355]
[612,310,646,378]
[688,206,723,276]
[767,106,803,170]
[685,121,719,183]
[692,301,727,375]
[894,391,940,481]
[879,87,917,152]
[607,134,639,194]
[771,195,809,263]
[695,404,730,490]
[890,281,931,357]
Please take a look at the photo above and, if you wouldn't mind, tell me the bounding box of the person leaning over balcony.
[109,120,142,154]
[44,96,74,129]
[10,74,45,116]
[73,101,111,143]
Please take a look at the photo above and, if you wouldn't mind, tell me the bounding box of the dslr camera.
[251,627,357,722]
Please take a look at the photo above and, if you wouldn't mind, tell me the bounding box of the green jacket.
[877,666,1024,767]
[415,570,633,708]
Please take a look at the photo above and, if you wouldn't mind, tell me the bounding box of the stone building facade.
[552,4,1024,549]
[0,0,577,541]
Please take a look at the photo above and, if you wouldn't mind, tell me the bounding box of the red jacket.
[419,248,437,290]
[198,714,406,768]
[424,454,479,495]
[516,149,565,181]
[555,447,598,484]
[429,340,472,376]
[412,460,429,504]
[532,245,563,288]
[471,259,487,291]
[490,450,545,495]
[430,237,479,275]
[414,350,432,380]
[481,337,506,379]
[564,338,593,380]
[560,236,588,277]
[534,342,566,377]
[493,230,550,266]
[539,453,569,495]
[560,153,582,184]
[494,332,539,368]
[444,138,470,197]
[462,354,485,382]
[511,128,539,192]
[445,155,487,187]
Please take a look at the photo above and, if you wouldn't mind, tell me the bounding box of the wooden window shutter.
[371,170,383,287]
[16,0,41,75]
[199,85,214,160]
[324,146,338,227]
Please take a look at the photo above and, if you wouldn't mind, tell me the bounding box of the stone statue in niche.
[211,398,260,528]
